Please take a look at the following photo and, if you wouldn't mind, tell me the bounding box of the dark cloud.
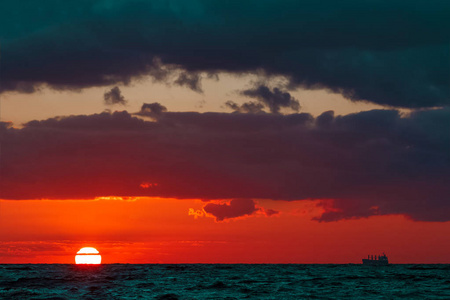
[316,110,335,128]
[1,108,450,222]
[0,121,13,131]
[0,0,449,107]
[134,102,168,119]
[203,199,260,221]
[241,85,300,114]
[224,101,265,114]
[174,72,202,93]
[104,86,127,106]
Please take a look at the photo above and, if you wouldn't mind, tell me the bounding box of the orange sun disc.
[75,247,102,264]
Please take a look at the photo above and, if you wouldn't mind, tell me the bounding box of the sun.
[75,247,102,264]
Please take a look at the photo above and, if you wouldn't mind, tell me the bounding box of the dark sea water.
[1,264,449,299]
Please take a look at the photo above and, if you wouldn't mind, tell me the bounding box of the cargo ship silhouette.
[362,253,389,265]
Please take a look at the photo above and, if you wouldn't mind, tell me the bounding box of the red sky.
[1,198,449,264]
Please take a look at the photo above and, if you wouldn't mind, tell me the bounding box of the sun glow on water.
[75,247,101,264]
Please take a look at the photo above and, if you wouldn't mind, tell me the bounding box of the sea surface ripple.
[0,264,449,299]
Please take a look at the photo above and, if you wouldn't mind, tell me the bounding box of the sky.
[0,0,450,264]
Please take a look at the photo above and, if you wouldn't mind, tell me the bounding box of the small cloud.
[104,86,127,106]
[174,72,203,93]
[134,102,167,119]
[188,208,205,219]
[140,182,159,189]
[224,100,265,114]
[316,110,334,128]
[191,200,280,221]
[263,208,280,217]
[203,198,260,222]
[241,85,300,114]
[0,121,14,131]
[206,72,219,81]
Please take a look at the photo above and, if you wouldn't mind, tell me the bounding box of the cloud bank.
[1,107,449,222]
[1,0,449,107]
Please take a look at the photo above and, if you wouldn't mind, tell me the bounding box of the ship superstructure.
[362,253,389,265]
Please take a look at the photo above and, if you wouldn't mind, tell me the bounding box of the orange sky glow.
[1,198,449,264]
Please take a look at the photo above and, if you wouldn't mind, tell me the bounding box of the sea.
[1,264,449,299]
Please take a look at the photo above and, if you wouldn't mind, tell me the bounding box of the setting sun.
[75,247,101,265]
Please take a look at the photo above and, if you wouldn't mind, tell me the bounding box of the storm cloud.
[1,107,450,222]
[0,0,449,107]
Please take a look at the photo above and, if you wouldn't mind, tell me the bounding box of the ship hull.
[362,259,389,266]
